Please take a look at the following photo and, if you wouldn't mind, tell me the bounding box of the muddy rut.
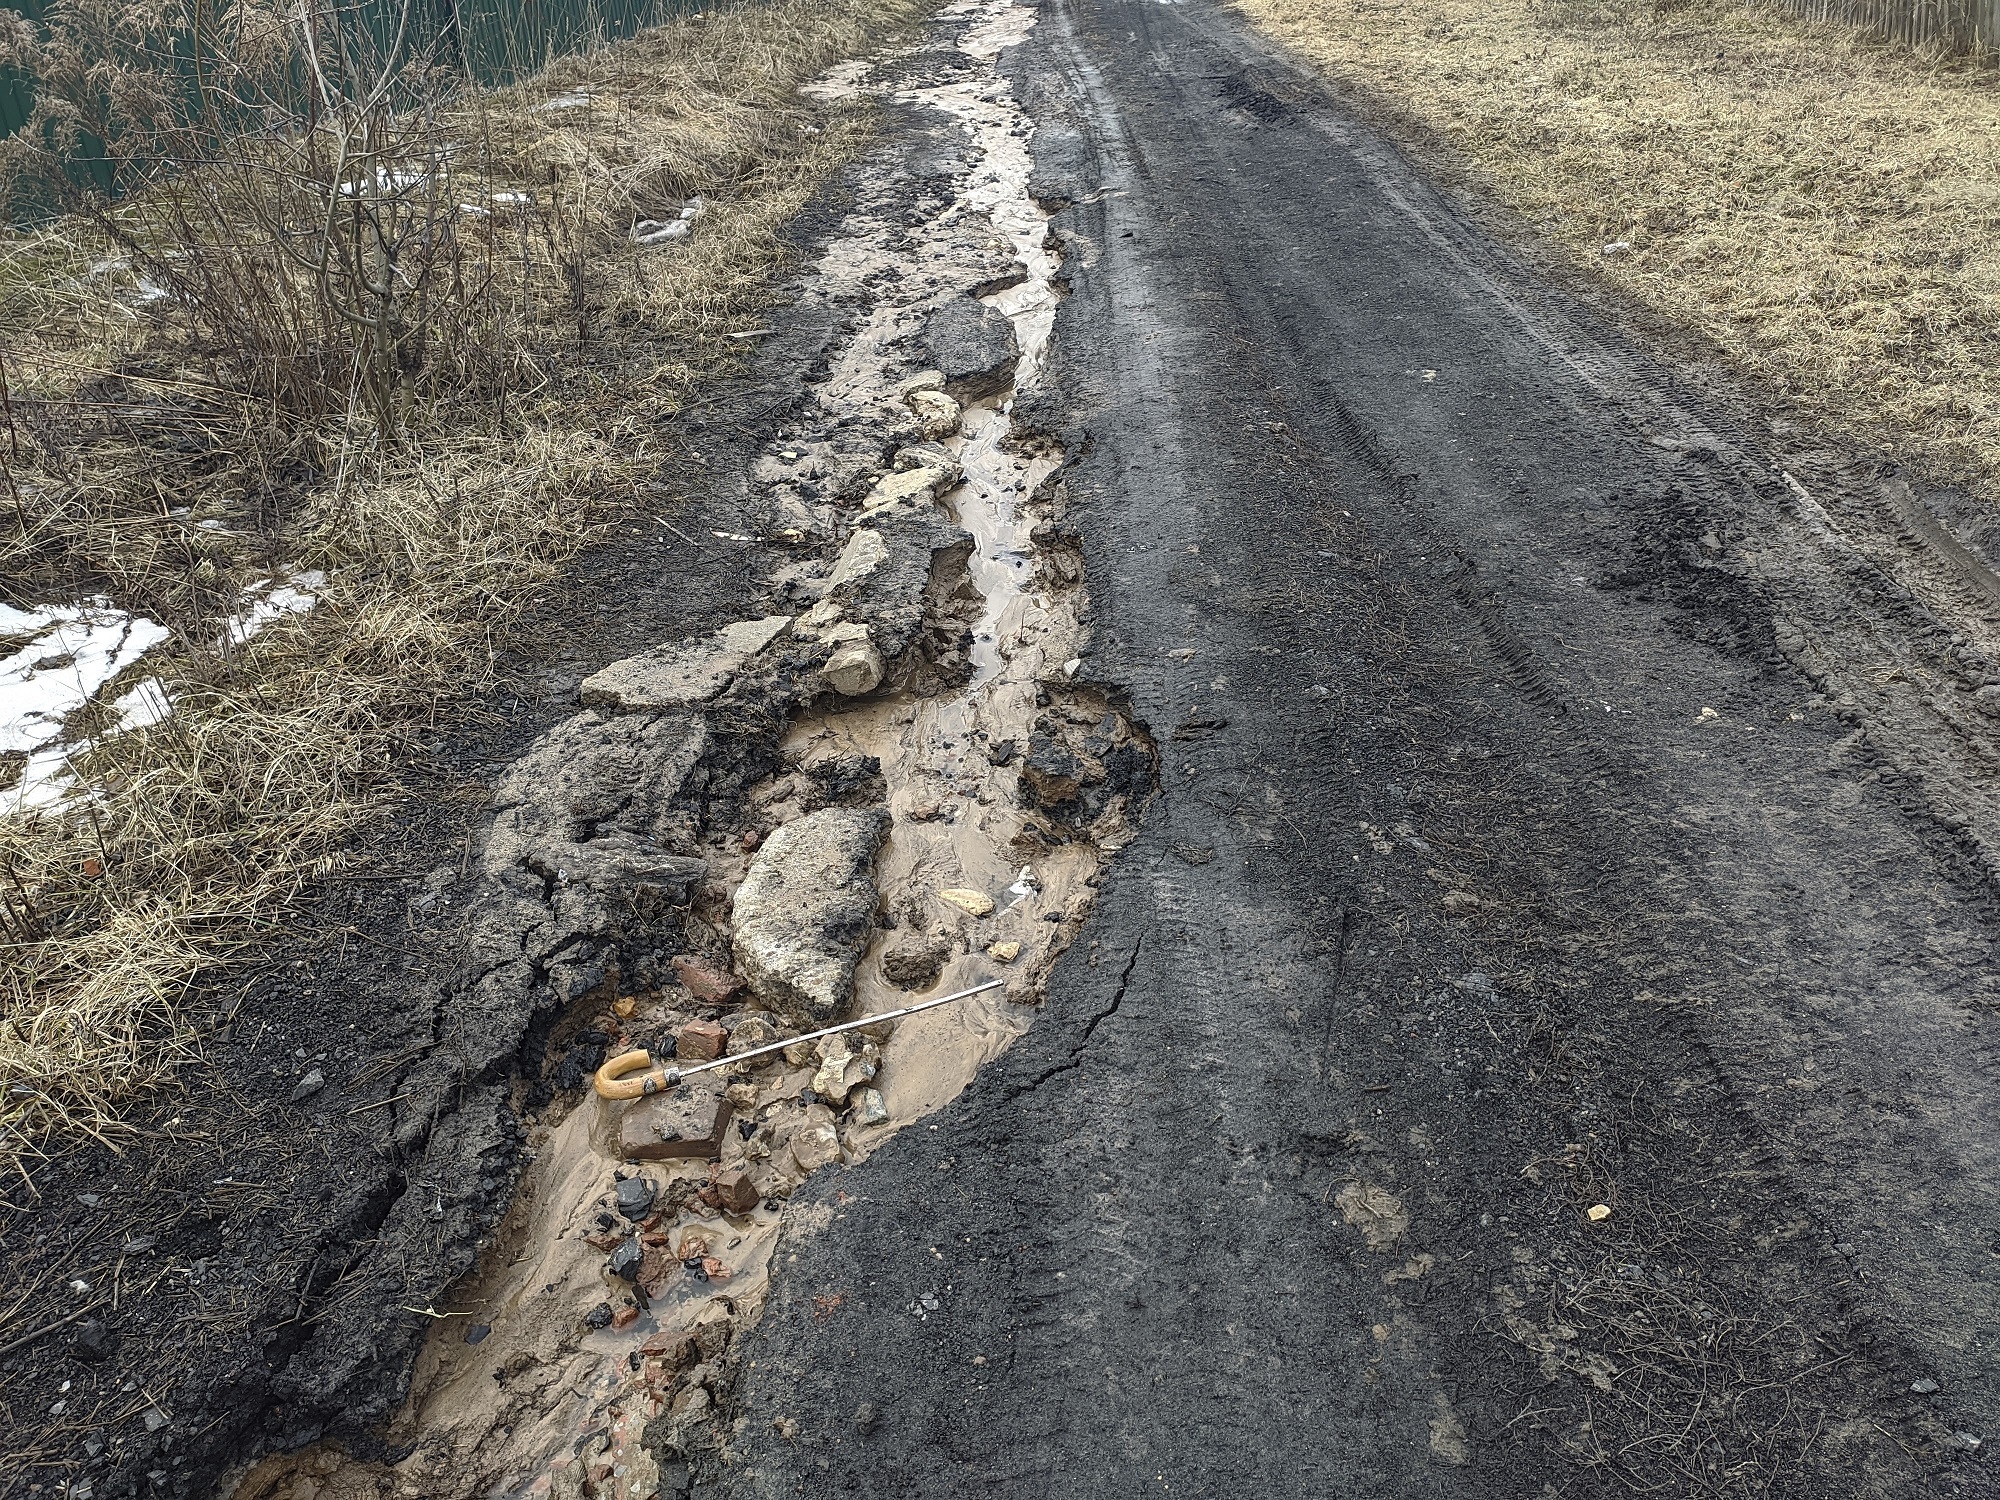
[223,4,1143,1498]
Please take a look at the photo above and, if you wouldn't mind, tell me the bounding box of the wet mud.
[221,3,1142,1497]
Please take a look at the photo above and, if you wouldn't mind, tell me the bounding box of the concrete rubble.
[731,807,889,1022]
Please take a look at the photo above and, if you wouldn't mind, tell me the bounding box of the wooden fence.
[1773,0,2000,53]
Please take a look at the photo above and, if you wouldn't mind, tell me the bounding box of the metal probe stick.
[661,977,1007,1088]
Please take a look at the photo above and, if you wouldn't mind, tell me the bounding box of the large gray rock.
[922,296,1019,402]
[580,616,792,711]
[731,807,889,1022]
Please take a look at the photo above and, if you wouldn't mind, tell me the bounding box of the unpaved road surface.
[721,0,2000,1495]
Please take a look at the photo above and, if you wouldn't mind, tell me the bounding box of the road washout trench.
[220,4,1144,1497]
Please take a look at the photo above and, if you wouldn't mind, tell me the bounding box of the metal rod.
[676,977,1006,1080]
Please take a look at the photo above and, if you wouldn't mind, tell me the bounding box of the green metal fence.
[0,0,692,197]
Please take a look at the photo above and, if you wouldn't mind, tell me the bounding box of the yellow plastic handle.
[594,1048,677,1100]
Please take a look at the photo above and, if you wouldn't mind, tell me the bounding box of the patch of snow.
[0,604,170,756]
[218,575,322,649]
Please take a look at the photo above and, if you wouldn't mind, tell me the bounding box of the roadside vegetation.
[0,0,917,1177]
[1236,0,2000,499]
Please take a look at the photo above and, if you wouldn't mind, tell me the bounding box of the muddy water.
[223,5,1108,1499]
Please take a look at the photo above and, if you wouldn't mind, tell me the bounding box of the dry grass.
[1234,0,2000,497]
[0,0,921,1175]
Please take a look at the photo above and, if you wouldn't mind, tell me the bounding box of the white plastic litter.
[632,197,704,246]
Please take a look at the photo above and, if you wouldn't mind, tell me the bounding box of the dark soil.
[714,1,2000,1496]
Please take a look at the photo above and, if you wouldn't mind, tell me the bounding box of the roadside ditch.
[222,4,1147,1496]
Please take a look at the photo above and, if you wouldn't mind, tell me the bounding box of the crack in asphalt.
[1002,933,1144,1102]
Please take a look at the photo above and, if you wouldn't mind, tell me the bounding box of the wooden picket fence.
[1773,0,2000,53]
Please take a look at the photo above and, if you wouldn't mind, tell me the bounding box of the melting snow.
[0,601,171,814]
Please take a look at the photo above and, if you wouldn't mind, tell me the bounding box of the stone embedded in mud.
[922,294,1020,401]
[614,1177,657,1220]
[671,954,740,1004]
[731,807,889,1022]
[715,1166,760,1213]
[725,1015,781,1054]
[788,1103,844,1173]
[881,930,952,990]
[938,886,996,917]
[907,387,963,440]
[824,529,890,594]
[810,1035,879,1105]
[676,1018,729,1061]
[579,615,792,711]
[897,370,946,397]
[857,465,956,520]
[988,940,1021,964]
[609,1237,644,1280]
[619,1080,732,1162]
[823,624,886,697]
[853,1087,890,1127]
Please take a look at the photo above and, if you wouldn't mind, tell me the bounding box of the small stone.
[619,1081,733,1162]
[614,1177,656,1220]
[853,1402,880,1433]
[1441,891,1481,913]
[725,1015,780,1054]
[741,828,763,852]
[1912,1378,1940,1394]
[715,1166,759,1213]
[1947,1431,1983,1452]
[811,1036,879,1105]
[823,624,885,697]
[882,931,952,990]
[853,1087,890,1127]
[672,955,741,1004]
[1586,1204,1612,1223]
[287,1068,325,1104]
[789,1106,844,1172]
[142,1407,168,1433]
[939,887,995,917]
[71,1319,115,1363]
[987,940,1021,964]
[896,370,945,397]
[614,996,638,1019]
[676,1018,729,1061]
[612,1304,640,1330]
[608,1238,644,1280]
[906,387,962,439]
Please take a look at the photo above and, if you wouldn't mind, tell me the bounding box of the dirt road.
[721,1,2000,1494]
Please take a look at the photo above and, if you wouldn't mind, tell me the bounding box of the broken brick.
[672,957,741,1006]
[676,1017,730,1061]
[715,1166,759,1213]
[618,1081,732,1162]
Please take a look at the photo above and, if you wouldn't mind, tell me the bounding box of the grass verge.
[0,0,921,1178]
[1233,0,2000,498]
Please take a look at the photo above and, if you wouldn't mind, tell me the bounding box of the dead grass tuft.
[1235,0,2000,501]
[0,0,921,1174]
